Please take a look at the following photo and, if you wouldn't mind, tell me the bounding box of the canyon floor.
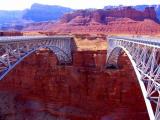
[0,37,149,120]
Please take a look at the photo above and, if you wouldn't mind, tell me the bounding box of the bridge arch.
[106,36,160,120]
[107,45,155,119]
[0,36,74,81]
[0,45,70,80]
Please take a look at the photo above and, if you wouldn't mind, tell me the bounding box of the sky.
[0,0,159,10]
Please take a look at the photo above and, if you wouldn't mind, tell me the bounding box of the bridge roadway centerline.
[107,35,160,120]
[0,35,74,81]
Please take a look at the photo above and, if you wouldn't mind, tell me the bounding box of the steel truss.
[107,36,160,120]
[0,36,73,80]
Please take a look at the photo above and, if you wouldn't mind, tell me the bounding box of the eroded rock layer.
[23,7,160,36]
[0,49,149,120]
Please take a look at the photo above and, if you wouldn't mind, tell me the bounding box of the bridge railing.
[0,35,73,42]
[108,36,160,48]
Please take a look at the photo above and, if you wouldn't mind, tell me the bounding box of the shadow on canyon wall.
[0,47,149,120]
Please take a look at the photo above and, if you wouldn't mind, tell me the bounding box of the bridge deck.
[0,36,73,43]
[108,36,160,48]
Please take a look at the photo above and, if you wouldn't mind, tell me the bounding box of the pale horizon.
[0,0,159,10]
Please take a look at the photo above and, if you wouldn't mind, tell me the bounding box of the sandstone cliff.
[60,7,159,25]
[0,49,149,120]
[23,7,160,36]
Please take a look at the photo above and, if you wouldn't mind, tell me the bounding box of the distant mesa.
[23,3,73,22]
[0,4,160,36]
[22,6,160,36]
[0,3,74,30]
[104,5,160,20]
[59,6,159,25]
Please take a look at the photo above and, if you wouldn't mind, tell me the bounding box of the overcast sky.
[0,0,159,10]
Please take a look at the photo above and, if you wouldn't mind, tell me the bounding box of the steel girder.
[106,36,160,120]
[0,36,73,80]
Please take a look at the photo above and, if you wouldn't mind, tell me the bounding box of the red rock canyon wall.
[0,49,149,120]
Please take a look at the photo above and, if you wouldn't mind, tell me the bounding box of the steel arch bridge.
[106,36,160,120]
[0,36,74,80]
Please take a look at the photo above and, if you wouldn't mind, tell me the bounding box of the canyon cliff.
[0,49,149,120]
[60,7,159,24]
[22,7,160,36]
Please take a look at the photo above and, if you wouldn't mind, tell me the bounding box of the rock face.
[24,21,56,31]
[23,3,73,22]
[104,5,160,21]
[0,3,73,28]
[60,7,159,25]
[108,7,158,22]
[37,18,159,35]
[0,49,149,120]
[23,18,160,35]
[23,7,160,35]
